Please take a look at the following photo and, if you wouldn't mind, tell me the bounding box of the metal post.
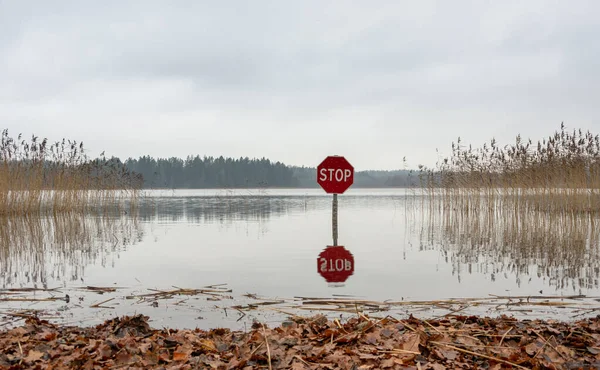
[332,193,338,246]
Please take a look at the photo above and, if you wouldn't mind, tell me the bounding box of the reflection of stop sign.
[317,156,354,194]
[317,246,355,283]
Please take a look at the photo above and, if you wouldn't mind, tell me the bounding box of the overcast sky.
[1,1,599,170]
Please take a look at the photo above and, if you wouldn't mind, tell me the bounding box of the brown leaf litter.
[3,312,600,369]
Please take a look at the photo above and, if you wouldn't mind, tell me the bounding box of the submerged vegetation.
[417,123,600,214]
[0,130,141,215]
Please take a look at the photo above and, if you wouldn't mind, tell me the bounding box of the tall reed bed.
[0,130,142,215]
[416,124,600,214]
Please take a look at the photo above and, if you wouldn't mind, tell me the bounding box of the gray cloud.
[1,1,599,169]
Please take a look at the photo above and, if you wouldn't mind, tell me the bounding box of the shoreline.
[3,284,600,334]
[2,310,600,369]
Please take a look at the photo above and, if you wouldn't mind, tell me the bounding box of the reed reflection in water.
[0,214,144,288]
[0,194,315,289]
[3,189,599,302]
[411,199,600,292]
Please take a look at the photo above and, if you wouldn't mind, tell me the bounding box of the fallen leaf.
[336,332,359,344]
[542,346,565,364]
[139,341,152,354]
[158,350,171,363]
[199,338,218,352]
[588,346,600,355]
[433,348,458,361]
[381,328,393,338]
[544,326,561,335]
[142,351,159,366]
[173,344,193,362]
[364,332,380,345]
[98,344,113,360]
[380,358,396,368]
[24,350,44,363]
[525,341,544,356]
[9,327,27,337]
[489,346,517,359]
[454,335,481,348]
[358,353,379,360]
[400,333,421,354]
[115,351,132,366]
[556,344,575,358]
[226,357,248,369]
[291,362,309,370]
[35,330,56,341]
[281,335,299,347]
[425,363,446,370]
[173,351,188,362]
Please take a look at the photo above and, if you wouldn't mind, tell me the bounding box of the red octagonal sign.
[317,156,354,194]
[317,246,355,283]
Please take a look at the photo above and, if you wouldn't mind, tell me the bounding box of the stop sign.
[317,156,354,194]
[317,246,355,283]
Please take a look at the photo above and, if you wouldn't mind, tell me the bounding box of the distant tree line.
[122,155,419,189]
[291,167,418,188]
[124,156,296,188]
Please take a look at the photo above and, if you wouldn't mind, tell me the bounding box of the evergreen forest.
[123,155,415,189]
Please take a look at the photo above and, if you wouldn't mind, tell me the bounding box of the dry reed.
[0,130,142,216]
[406,124,600,290]
[416,123,600,214]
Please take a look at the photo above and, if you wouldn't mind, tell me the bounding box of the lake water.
[2,188,600,330]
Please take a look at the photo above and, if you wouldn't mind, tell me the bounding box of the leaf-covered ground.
[2,313,600,369]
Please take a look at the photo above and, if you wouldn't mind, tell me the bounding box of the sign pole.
[316,155,355,284]
[332,193,338,246]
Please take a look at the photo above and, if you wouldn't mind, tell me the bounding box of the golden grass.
[403,124,600,290]
[416,123,600,214]
[0,130,141,216]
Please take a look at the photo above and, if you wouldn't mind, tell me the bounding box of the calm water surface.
[2,188,599,329]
